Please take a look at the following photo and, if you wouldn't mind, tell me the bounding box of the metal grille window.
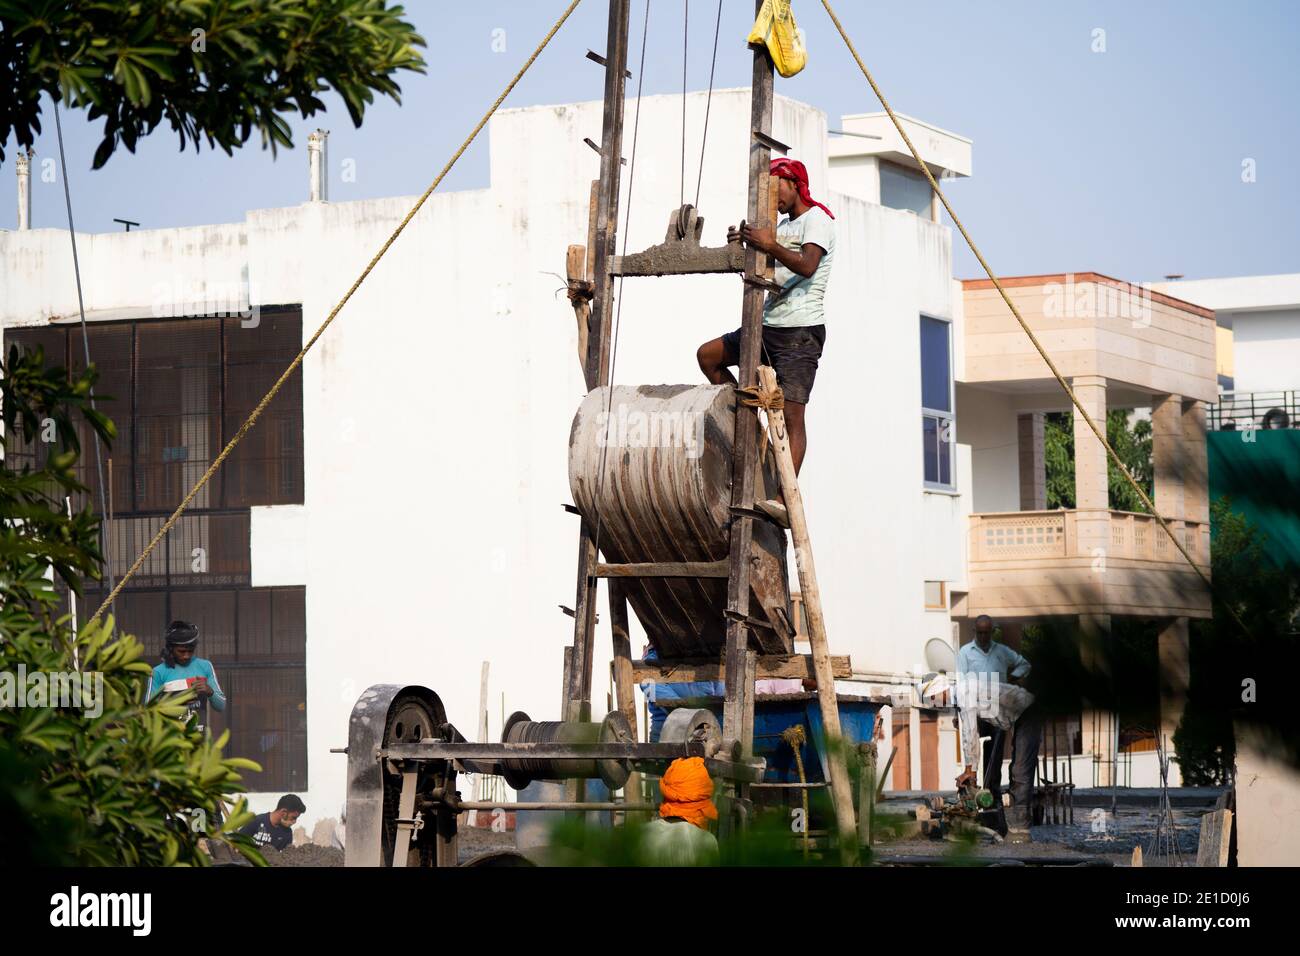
[71,324,134,513]
[223,313,304,507]
[136,320,223,510]
[921,314,954,489]
[5,311,303,511]
[78,585,309,793]
[5,313,306,791]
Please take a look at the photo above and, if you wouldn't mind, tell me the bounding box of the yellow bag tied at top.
[747,0,807,78]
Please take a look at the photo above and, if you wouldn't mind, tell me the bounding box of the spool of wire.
[499,711,633,791]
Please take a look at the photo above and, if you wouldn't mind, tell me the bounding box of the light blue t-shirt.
[763,204,836,329]
[148,657,226,719]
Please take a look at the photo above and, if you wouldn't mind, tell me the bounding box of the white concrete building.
[1148,273,1300,394]
[1148,274,1300,432]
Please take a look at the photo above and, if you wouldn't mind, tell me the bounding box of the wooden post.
[721,0,776,793]
[1196,809,1233,867]
[875,745,898,802]
[561,646,573,716]
[757,364,859,864]
[859,743,876,847]
[565,179,601,384]
[760,175,779,281]
[609,580,646,818]
[566,244,590,372]
[585,179,600,286]
[566,0,631,726]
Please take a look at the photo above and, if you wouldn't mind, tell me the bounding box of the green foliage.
[1043,412,1075,510]
[1204,497,1300,635]
[1043,409,1152,511]
[0,346,263,865]
[1177,497,1300,782]
[1172,704,1235,787]
[1,0,426,167]
[538,738,979,867]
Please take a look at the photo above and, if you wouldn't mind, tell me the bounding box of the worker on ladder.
[696,157,835,521]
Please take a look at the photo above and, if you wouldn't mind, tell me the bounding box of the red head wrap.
[770,158,834,219]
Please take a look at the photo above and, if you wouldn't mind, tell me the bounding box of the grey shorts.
[720,324,826,404]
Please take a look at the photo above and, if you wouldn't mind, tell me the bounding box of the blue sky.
[5,0,1298,282]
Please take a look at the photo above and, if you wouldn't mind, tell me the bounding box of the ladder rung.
[595,560,729,578]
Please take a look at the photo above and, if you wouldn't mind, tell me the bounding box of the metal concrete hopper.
[568,384,795,658]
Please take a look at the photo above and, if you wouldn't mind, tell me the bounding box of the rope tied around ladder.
[736,378,785,412]
[737,373,784,464]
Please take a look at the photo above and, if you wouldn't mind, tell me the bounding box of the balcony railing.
[1206,390,1299,431]
[966,510,1211,618]
[971,511,1067,560]
[970,510,1206,565]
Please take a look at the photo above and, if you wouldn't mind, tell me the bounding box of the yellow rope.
[89,0,584,623]
[818,0,1246,635]
[738,376,785,464]
[737,378,784,412]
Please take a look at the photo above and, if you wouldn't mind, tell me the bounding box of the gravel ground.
[1030,806,1203,864]
[261,843,345,867]
[457,828,520,864]
[208,827,519,867]
[870,805,1205,866]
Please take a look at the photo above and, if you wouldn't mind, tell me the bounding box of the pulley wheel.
[660,707,722,757]
[597,710,633,790]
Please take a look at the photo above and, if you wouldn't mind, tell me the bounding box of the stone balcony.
[963,509,1212,619]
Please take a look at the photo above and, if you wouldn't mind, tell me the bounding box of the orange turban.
[659,757,719,830]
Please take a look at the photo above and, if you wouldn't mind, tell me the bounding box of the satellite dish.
[924,638,957,674]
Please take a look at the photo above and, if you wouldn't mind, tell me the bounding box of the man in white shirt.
[697,157,836,518]
[956,616,1040,828]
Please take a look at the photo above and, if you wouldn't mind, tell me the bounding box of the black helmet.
[165,620,199,648]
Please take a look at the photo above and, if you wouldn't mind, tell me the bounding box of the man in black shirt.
[238,794,306,852]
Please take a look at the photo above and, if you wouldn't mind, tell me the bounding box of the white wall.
[1147,274,1300,393]
[1,91,967,830]
[1231,309,1300,391]
[0,222,249,323]
[1235,723,1300,865]
[954,384,1021,514]
[828,154,881,204]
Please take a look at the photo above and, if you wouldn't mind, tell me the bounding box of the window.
[923,580,946,610]
[920,315,954,489]
[7,313,307,791]
[8,312,304,512]
[880,161,933,217]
